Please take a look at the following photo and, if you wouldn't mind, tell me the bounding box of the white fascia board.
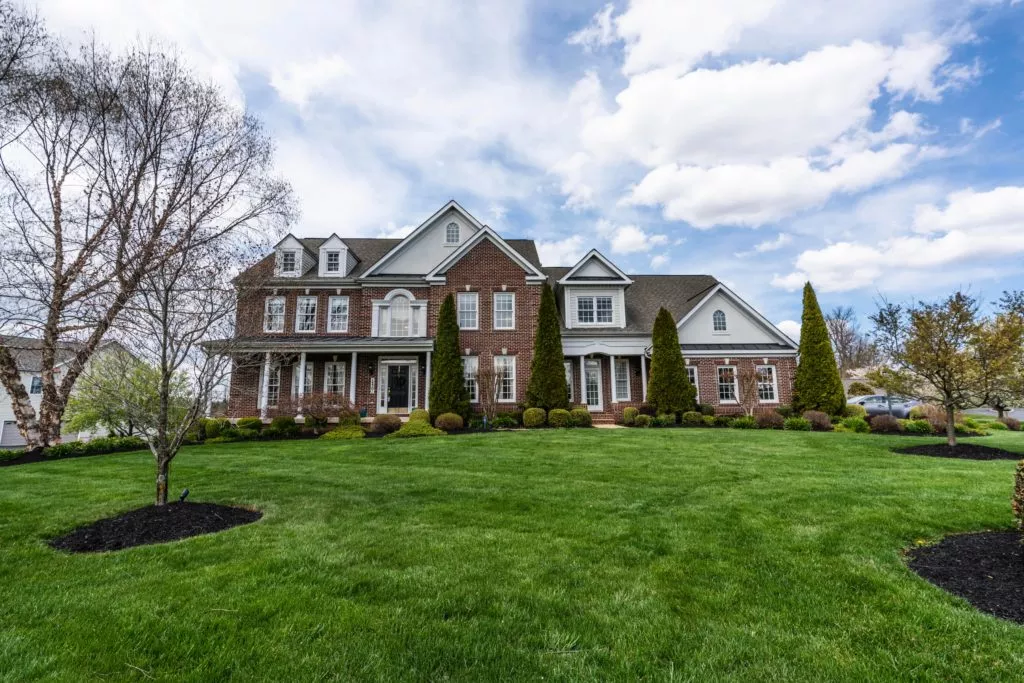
[361,200,485,277]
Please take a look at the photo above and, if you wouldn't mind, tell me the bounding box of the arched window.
[445,222,460,244]
[713,309,727,332]
[390,295,411,336]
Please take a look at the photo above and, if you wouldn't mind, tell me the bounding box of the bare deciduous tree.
[737,365,759,417]
[824,306,877,379]
[475,360,501,426]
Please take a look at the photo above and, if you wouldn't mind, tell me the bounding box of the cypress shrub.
[793,283,846,415]
[646,308,696,415]
[526,282,570,410]
[429,294,470,420]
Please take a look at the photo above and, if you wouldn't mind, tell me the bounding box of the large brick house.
[222,201,797,423]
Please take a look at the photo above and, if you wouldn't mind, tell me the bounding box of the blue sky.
[37,0,1024,337]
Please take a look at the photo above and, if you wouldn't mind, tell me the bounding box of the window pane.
[564,362,573,402]
[596,297,613,323]
[325,363,346,394]
[326,252,340,271]
[494,293,514,329]
[577,297,594,324]
[717,367,737,402]
[390,296,410,336]
[686,366,697,388]
[446,222,459,244]
[457,293,478,329]
[266,367,280,406]
[282,251,296,272]
[757,366,776,401]
[585,362,600,406]
[292,362,313,396]
[713,310,727,332]
[328,297,349,332]
[615,359,629,400]
[495,356,515,402]
[296,296,317,332]
[265,297,285,332]
[463,356,478,402]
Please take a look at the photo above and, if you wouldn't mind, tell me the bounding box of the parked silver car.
[847,394,921,418]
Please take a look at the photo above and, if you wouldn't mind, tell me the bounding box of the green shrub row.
[44,435,148,459]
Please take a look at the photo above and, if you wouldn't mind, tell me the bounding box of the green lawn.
[2,430,1024,681]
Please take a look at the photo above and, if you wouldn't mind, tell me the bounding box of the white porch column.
[424,351,432,412]
[349,351,358,405]
[297,351,307,416]
[609,354,617,402]
[579,355,586,405]
[640,354,648,402]
[259,352,271,419]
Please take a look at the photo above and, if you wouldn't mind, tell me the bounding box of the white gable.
[558,249,632,284]
[318,234,353,277]
[576,258,619,278]
[274,235,312,277]
[678,289,792,346]
[367,203,484,276]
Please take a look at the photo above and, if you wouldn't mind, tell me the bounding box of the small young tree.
[65,348,147,436]
[476,361,501,427]
[428,294,469,419]
[793,283,846,415]
[974,310,1024,419]
[526,282,569,410]
[870,291,985,447]
[737,365,760,417]
[646,307,696,414]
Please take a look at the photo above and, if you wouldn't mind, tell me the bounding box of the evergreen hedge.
[646,307,696,414]
[526,282,570,410]
[429,294,470,420]
[793,283,846,415]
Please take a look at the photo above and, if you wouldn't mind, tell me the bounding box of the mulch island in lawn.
[907,531,1024,624]
[893,443,1022,461]
[49,502,261,553]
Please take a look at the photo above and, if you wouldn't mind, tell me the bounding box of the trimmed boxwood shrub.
[757,411,785,430]
[681,411,703,426]
[702,415,716,427]
[784,417,812,431]
[435,413,464,431]
[523,407,546,428]
[802,411,833,432]
[372,413,402,434]
[652,414,675,428]
[1001,417,1021,431]
[622,407,639,426]
[841,416,870,433]
[548,409,572,428]
[731,416,758,429]
[44,436,148,458]
[870,414,904,434]
[570,408,593,427]
[844,404,867,419]
[902,419,933,435]
[386,421,445,438]
[634,414,652,428]
[409,409,430,424]
[320,426,365,440]
[236,417,264,432]
[847,381,874,396]
[270,415,299,436]
[236,428,260,441]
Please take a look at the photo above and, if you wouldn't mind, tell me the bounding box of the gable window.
[713,310,727,332]
[577,295,614,325]
[445,222,460,244]
[291,362,313,397]
[493,292,515,330]
[264,296,285,332]
[614,358,630,402]
[686,366,699,395]
[296,296,317,333]
[717,366,738,403]
[494,355,516,403]
[29,376,42,394]
[281,251,298,275]
[564,361,573,403]
[463,356,478,403]
[756,365,778,403]
[457,292,478,330]
[325,251,340,273]
[324,362,347,394]
[328,296,349,333]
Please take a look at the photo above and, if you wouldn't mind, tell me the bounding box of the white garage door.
[1,421,26,448]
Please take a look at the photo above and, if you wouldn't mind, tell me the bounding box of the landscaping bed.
[49,501,261,553]
[893,443,1022,461]
[907,531,1024,624]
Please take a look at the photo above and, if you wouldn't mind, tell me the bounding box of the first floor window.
[493,292,515,330]
[463,356,479,402]
[686,366,699,392]
[264,296,285,332]
[29,376,42,394]
[296,296,317,332]
[717,366,737,403]
[614,358,630,401]
[324,362,346,394]
[328,296,349,332]
[564,361,573,403]
[756,365,777,402]
[457,292,478,329]
[264,366,281,407]
[494,355,516,403]
[291,362,313,397]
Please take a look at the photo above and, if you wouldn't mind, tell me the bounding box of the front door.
[387,364,410,414]
[584,359,603,412]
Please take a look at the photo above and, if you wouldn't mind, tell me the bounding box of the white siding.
[566,287,626,329]
[376,209,481,275]
[575,257,619,278]
[678,290,781,345]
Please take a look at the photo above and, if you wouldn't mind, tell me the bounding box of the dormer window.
[445,222,459,244]
[713,310,727,332]
[325,251,340,273]
[281,251,297,275]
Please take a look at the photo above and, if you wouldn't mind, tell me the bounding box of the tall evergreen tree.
[429,294,469,419]
[793,282,846,415]
[647,307,696,414]
[526,282,570,410]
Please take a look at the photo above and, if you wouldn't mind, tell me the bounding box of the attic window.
[281,251,297,274]
[325,251,340,273]
[445,222,459,244]
[713,310,727,332]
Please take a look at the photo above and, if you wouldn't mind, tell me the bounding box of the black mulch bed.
[893,443,1023,460]
[49,502,261,553]
[907,531,1024,624]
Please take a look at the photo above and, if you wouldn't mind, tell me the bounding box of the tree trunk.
[945,405,957,448]
[155,456,170,506]
[997,407,1006,419]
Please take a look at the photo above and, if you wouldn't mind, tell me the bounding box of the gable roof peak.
[558,248,633,285]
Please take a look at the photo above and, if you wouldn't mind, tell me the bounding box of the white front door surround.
[583,358,603,412]
[377,357,419,414]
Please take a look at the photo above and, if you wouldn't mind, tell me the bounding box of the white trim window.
[445,221,460,244]
[713,310,727,332]
[493,292,515,330]
[29,376,42,394]
[457,292,479,330]
[327,296,349,333]
[324,251,341,273]
[577,295,613,325]
[280,250,298,274]
[756,365,778,403]
[494,355,516,403]
[389,295,411,336]
[564,361,573,403]
[324,362,346,394]
[717,366,738,403]
[463,356,479,403]
[295,296,317,333]
[264,296,285,333]
[264,365,281,407]
[686,366,699,395]
[614,358,630,402]
[291,362,313,397]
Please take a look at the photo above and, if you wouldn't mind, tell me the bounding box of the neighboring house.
[221,201,798,423]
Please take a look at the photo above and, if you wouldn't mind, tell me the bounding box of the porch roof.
[204,336,434,353]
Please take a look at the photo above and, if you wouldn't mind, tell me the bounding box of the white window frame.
[717,365,738,404]
[457,292,479,330]
[445,221,460,244]
[263,296,285,333]
[713,309,728,333]
[292,362,313,397]
[327,296,349,333]
[493,292,515,330]
[324,362,347,395]
[29,376,42,394]
[280,250,299,275]
[576,295,614,326]
[263,365,281,408]
[756,365,779,404]
[686,365,699,396]
[295,295,318,333]
[494,355,516,403]
[463,356,479,403]
[325,251,341,273]
[614,358,630,402]
[564,361,573,403]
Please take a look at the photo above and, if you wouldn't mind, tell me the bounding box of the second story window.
[577,295,613,325]
[29,376,42,394]
[445,221,460,244]
[264,296,285,332]
[281,251,298,275]
[713,310,727,332]
[328,296,349,333]
[325,251,340,273]
[389,295,411,336]
[457,292,478,330]
[296,296,317,333]
[493,292,515,330]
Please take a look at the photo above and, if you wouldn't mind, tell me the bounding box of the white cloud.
[567,4,616,51]
[608,224,669,253]
[378,223,415,238]
[537,235,586,266]
[270,55,352,108]
[753,233,793,253]
[777,319,802,342]
[650,254,669,269]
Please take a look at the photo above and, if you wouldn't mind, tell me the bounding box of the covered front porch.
[562,338,649,420]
